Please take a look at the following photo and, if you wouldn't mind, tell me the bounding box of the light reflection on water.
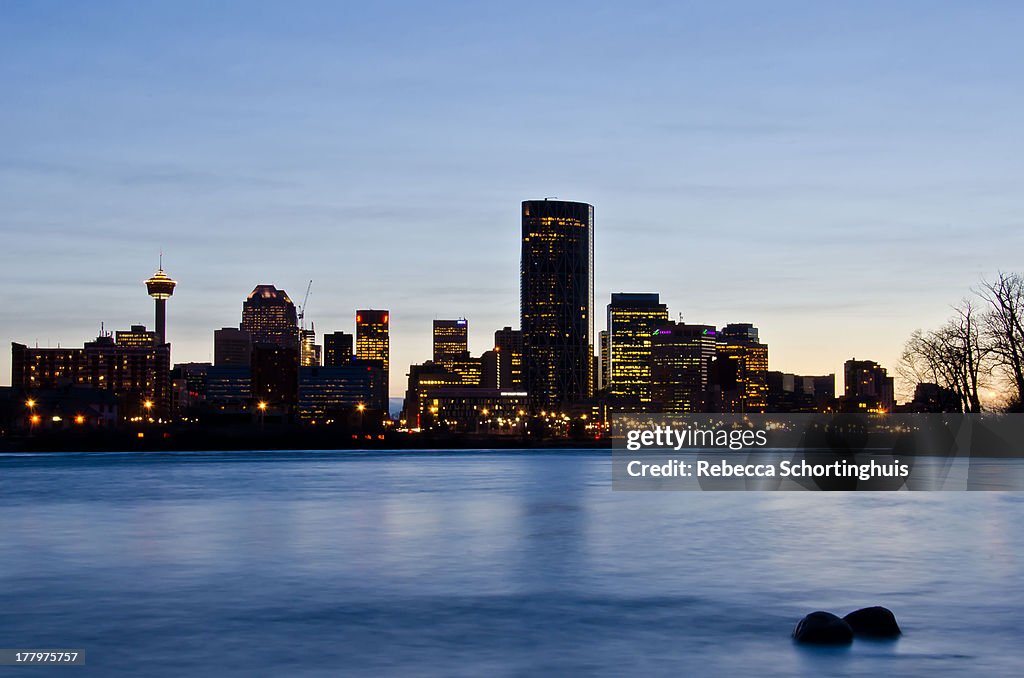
[0,451,1022,677]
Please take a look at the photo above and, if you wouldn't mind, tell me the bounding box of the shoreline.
[0,429,613,453]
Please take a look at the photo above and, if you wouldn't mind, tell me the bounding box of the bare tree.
[978,272,1024,410]
[899,299,991,412]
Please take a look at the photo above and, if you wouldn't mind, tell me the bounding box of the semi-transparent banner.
[611,414,1024,490]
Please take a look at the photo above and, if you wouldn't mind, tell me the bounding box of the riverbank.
[0,428,612,453]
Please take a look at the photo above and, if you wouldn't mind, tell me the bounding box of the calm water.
[1,450,1022,677]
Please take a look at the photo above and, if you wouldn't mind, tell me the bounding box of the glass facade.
[356,310,390,410]
[606,293,668,407]
[520,200,594,411]
[650,322,717,413]
[715,324,769,413]
[241,285,299,350]
[433,319,469,363]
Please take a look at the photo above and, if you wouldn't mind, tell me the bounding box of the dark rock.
[792,611,854,645]
[843,606,901,638]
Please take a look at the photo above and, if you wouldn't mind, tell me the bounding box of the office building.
[299,327,321,367]
[650,322,717,413]
[323,331,354,367]
[241,285,299,350]
[598,330,609,392]
[298,364,385,424]
[606,293,668,408]
[214,327,252,367]
[115,325,157,349]
[493,327,524,390]
[356,310,390,412]
[433,319,469,363]
[520,199,594,411]
[205,366,252,410]
[714,323,769,413]
[251,343,299,408]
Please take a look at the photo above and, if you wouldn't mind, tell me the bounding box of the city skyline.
[0,202,1015,399]
[3,2,1023,395]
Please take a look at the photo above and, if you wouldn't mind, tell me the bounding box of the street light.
[357,403,365,429]
[26,399,37,435]
[257,401,267,430]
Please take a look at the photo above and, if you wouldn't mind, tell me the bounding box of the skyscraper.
[299,327,321,367]
[323,331,354,367]
[214,327,252,367]
[650,322,717,413]
[606,293,669,408]
[241,285,299,350]
[714,323,769,413]
[598,330,609,392]
[356,310,390,412]
[520,199,594,411]
[433,319,469,363]
[493,327,524,390]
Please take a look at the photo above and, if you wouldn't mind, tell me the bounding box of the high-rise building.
[650,323,717,413]
[145,263,176,345]
[598,330,609,392]
[115,325,157,349]
[356,310,390,412]
[251,343,299,408]
[241,285,298,350]
[299,327,321,367]
[714,323,769,413]
[323,331,354,367]
[606,293,668,408]
[433,319,469,363]
[843,359,895,412]
[520,199,594,411]
[493,327,524,390]
[214,327,252,367]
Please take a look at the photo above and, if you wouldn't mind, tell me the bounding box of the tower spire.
[145,258,176,345]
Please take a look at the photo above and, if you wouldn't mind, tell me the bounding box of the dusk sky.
[2,1,1022,397]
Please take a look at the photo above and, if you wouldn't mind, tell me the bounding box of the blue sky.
[2,1,1022,396]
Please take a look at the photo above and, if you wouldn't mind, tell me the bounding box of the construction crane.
[298,280,313,330]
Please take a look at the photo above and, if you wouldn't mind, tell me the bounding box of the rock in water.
[843,606,902,638]
[792,611,854,645]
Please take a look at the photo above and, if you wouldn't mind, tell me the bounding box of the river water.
[1,450,1021,676]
